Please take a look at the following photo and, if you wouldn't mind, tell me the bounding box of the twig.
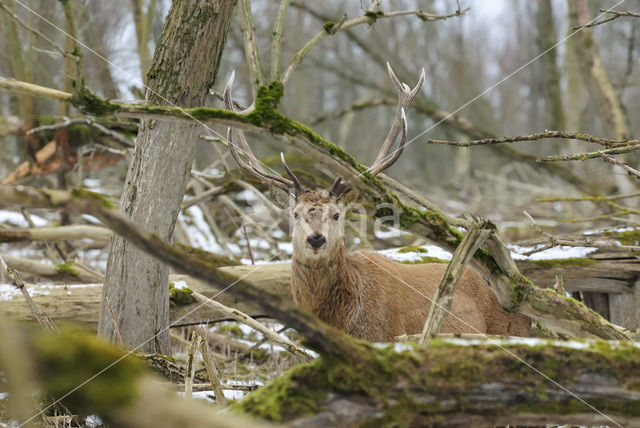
[573,9,640,29]
[239,0,264,92]
[424,131,638,149]
[170,383,259,393]
[0,76,71,101]
[269,0,291,81]
[522,211,640,254]
[27,117,134,149]
[181,185,223,210]
[282,6,469,84]
[599,151,640,178]
[0,2,75,60]
[198,335,227,405]
[540,143,640,162]
[0,255,55,330]
[191,291,313,362]
[184,331,198,398]
[105,297,123,347]
[242,224,255,265]
[419,219,491,344]
[537,192,640,202]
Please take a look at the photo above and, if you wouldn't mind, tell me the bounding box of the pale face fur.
[291,190,345,265]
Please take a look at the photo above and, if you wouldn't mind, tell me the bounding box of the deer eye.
[293,213,300,220]
[332,212,340,220]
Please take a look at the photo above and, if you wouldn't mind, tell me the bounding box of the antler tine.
[280,152,306,195]
[224,73,294,192]
[368,63,425,175]
[328,176,351,198]
[368,108,407,176]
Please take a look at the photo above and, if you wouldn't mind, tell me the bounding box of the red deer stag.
[223,65,530,342]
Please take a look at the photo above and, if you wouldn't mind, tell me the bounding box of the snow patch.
[379,245,452,263]
[508,244,598,261]
[0,210,47,227]
[172,280,189,289]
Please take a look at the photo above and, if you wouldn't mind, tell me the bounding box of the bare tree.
[98,0,237,353]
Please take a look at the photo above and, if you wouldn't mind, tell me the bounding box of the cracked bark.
[98,0,236,353]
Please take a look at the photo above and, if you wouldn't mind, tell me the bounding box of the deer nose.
[307,233,326,248]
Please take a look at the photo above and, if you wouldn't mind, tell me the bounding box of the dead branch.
[424,131,638,148]
[523,211,640,254]
[198,334,227,405]
[0,224,112,243]
[537,192,640,202]
[0,255,55,330]
[600,151,640,178]
[281,6,468,84]
[27,117,134,149]
[191,291,313,361]
[419,220,491,343]
[540,143,640,162]
[0,2,74,60]
[184,331,198,398]
[573,8,640,29]
[0,253,105,283]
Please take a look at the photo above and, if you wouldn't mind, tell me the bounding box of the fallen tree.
[237,338,640,427]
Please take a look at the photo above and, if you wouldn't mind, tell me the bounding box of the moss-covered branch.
[237,338,640,426]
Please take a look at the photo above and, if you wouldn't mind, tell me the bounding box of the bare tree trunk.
[98,0,236,354]
[1,0,34,128]
[129,0,155,85]
[536,0,565,130]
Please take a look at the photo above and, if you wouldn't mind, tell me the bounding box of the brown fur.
[290,190,530,342]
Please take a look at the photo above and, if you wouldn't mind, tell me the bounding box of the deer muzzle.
[307,233,326,249]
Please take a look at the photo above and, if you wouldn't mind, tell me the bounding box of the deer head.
[223,64,424,263]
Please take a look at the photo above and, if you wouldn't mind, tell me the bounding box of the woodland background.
[0,0,639,427]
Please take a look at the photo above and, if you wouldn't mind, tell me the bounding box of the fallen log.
[237,338,640,427]
[0,264,290,328]
[3,254,638,334]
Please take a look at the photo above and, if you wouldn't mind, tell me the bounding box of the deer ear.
[328,177,351,200]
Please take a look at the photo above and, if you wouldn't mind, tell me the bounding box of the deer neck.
[291,244,361,329]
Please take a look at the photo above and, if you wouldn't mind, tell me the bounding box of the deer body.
[290,191,530,342]
[292,248,530,341]
[224,64,530,342]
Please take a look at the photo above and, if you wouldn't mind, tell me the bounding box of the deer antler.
[224,72,305,196]
[366,63,425,176]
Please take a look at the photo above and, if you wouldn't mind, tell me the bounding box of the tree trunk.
[536,0,565,130]
[98,0,236,353]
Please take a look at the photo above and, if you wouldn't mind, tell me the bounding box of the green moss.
[33,327,145,418]
[168,282,195,305]
[364,10,384,20]
[529,257,596,268]
[397,245,428,254]
[234,360,329,421]
[56,262,79,276]
[69,87,118,116]
[216,322,244,337]
[70,188,116,209]
[236,340,640,424]
[400,256,449,264]
[322,21,336,32]
[613,229,640,246]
